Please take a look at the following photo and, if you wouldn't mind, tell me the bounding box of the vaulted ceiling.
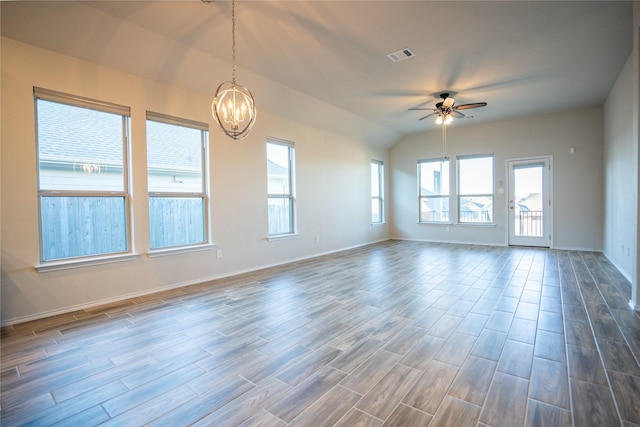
[1,1,634,147]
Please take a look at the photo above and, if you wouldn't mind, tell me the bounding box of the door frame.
[505,155,553,248]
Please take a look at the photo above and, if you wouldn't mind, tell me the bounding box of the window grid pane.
[149,197,205,249]
[267,143,291,196]
[418,159,450,222]
[371,161,384,223]
[146,114,208,249]
[419,160,449,196]
[35,93,130,262]
[37,100,125,192]
[420,196,450,222]
[458,156,494,224]
[371,199,382,223]
[267,141,295,235]
[40,196,128,261]
[147,120,203,193]
[458,156,493,194]
[371,163,380,197]
[268,197,293,235]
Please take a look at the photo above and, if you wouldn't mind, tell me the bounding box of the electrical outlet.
[216,249,223,259]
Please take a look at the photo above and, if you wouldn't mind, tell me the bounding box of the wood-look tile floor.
[2,240,639,427]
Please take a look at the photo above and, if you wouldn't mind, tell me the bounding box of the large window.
[267,139,295,236]
[371,160,384,223]
[458,155,494,224]
[35,88,131,262]
[146,112,208,250]
[418,158,450,222]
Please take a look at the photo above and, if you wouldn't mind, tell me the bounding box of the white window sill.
[36,253,140,273]
[416,222,496,228]
[147,243,215,258]
[371,222,386,226]
[267,233,299,241]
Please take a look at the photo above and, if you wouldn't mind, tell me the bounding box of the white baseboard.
[600,252,634,283]
[1,238,391,327]
[551,246,602,252]
[391,237,506,248]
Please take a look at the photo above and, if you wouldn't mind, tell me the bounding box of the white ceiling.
[1,1,634,147]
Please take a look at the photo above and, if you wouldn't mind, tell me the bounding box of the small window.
[146,112,209,250]
[267,139,295,236]
[371,160,384,223]
[418,158,450,222]
[35,88,131,262]
[458,155,494,224]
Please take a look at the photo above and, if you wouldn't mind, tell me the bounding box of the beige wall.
[0,38,390,324]
[390,107,604,251]
[632,1,640,308]
[604,55,635,282]
[3,18,638,323]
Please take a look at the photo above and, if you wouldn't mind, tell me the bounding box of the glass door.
[507,157,552,247]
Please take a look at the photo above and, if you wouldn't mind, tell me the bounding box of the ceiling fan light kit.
[435,114,453,125]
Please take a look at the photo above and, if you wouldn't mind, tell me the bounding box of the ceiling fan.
[410,92,487,124]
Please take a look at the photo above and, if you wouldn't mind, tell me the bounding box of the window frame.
[146,111,210,252]
[418,157,451,223]
[371,160,384,224]
[457,154,495,225]
[34,87,134,267]
[266,138,296,238]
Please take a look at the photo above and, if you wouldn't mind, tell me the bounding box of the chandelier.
[212,0,256,140]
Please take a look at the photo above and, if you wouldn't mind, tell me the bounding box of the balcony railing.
[516,210,543,237]
[459,210,492,223]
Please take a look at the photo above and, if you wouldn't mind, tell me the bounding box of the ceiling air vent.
[387,48,415,63]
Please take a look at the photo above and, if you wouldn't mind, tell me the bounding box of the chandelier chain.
[231,0,237,84]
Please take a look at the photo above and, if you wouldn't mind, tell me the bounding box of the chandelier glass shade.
[212,0,256,140]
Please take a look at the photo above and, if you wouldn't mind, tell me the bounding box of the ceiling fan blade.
[418,112,438,120]
[450,110,465,119]
[408,107,434,111]
[455,102,487,110]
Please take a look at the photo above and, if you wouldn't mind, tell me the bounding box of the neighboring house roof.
[267,159,288,177]
[38,100,202,172]
[460,197,493,214]
[517,193,542,211]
